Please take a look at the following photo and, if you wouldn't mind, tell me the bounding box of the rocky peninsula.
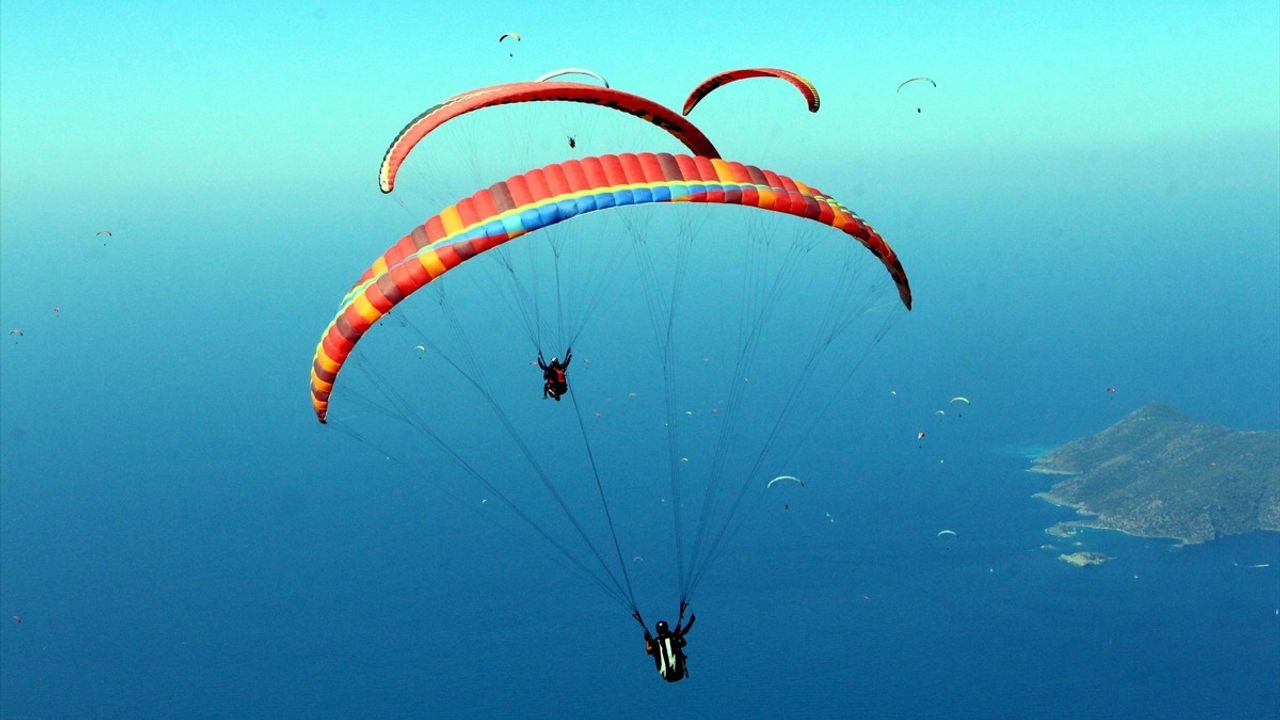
[1030,404,1279,545]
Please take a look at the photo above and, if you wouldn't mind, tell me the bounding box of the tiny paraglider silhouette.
[897,76,936,113]
[499,32,520,57]
[10,615,20,624]
[568,136,576,149]
[768,475,804,511]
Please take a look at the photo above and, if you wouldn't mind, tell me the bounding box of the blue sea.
[2,3,1278,718]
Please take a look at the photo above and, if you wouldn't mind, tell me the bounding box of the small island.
[1030,404,1280,545]
[1058,551,1110,567]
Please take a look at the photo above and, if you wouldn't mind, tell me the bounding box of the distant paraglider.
[950,396,970,405]
[499,32,521,57]
[534,68,610,88]
[936,529,958,538]
[766,475,803,489]
[897,76,936,113]
[896,76,937,93]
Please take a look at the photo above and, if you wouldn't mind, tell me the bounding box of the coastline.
[1026,466,1077,476]
[1032,491,1198,546]
[1027,407,1279,548]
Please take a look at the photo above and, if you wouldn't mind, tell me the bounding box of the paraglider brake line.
[569,382,641,612]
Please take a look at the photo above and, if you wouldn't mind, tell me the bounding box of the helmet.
[551,357,560,364]
[655,621,669,634]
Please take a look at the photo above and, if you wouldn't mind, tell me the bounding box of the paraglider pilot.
[537,349,572,401]
[640,607,696,682]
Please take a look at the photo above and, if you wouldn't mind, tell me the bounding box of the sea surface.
[3,432,1277,718]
